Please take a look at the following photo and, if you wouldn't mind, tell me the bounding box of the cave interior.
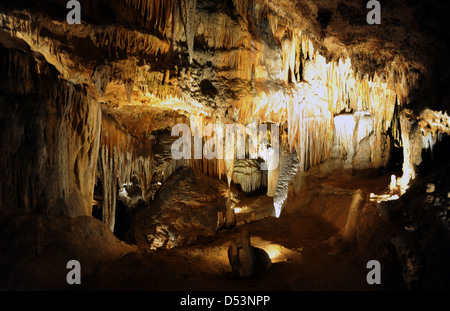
[1,0,450,291]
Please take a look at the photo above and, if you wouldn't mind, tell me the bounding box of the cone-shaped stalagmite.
[228,228,271,277]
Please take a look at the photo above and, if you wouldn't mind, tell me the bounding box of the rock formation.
[126,166,239,249]
[227,228,272,277]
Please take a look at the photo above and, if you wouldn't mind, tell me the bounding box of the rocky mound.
[126,166,239,250]
[0,214,137,290]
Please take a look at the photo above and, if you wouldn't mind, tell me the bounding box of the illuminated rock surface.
[0,0,450,291]
[125,166,239,249]
[227,227,272,277]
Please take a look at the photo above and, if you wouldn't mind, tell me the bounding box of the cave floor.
[82,169,395,291]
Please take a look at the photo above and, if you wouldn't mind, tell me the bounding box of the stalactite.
[180,0,197,64]
[98,115,153,231]
[124,79,134,102]
[99,145,117,232]
[125,0,176,33]
[399,114,415,193]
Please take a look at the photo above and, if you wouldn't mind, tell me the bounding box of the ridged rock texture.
[0,42,101,218]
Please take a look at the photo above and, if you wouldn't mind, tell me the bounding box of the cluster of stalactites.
[0,12,170,91]
[310,55,410,135]
[236,85,333,173]
[125,0,176,34]
[236,33,413,173]
[100,123,153,196]
[124,0,198,62]
[122,0,414,177]
[98,117,153,231]
[181,115,277,188]
[232,160,267,193]
[93,25,170,58]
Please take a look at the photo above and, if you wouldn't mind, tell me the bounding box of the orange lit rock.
[126,166,239,249]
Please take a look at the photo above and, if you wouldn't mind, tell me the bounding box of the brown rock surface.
[126,166,240,249]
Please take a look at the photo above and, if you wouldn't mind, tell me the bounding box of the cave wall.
[0,43,101,217]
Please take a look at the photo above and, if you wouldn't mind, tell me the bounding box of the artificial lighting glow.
[251,237,298,263]
[233,207,243,214]
[369,192,399,203]
[399,165,414,195]
[232,205,251,214]
[265,245,282,261]
[389,174,397,192]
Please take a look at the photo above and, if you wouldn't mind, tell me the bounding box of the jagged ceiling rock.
[2,0,449,131]
[1,0,450,217]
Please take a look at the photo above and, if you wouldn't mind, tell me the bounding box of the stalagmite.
[343,189,365,244]
[124,79,134,102]
[227,228,271,277]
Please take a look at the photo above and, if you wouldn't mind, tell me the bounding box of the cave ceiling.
[1,0,449,143]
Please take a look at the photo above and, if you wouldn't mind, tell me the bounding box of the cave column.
[225,158,236,228]
[99,145,118,232]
